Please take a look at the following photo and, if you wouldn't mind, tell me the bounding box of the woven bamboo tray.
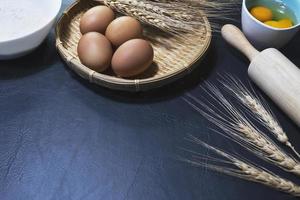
[55,0,212,91]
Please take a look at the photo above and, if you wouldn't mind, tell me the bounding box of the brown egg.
[77,32,113,72]
[80,6,115,34]
[105,16,143,46]
[112,39,154,78]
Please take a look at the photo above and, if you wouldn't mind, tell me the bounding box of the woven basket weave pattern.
[56,0,211,91]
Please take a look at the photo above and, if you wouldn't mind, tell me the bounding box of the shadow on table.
[281,33,300,67]
[69,41,218,104]
[0,37,58,80]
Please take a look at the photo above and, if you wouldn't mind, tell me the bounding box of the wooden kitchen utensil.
[221,24,300,127]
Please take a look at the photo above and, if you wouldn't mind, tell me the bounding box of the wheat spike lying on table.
[184,135,300,197]
[95,0,240,33]
[220,75,300,158]
[182,84,300,176]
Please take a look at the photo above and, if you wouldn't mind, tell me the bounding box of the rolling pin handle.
[221,24,260,61]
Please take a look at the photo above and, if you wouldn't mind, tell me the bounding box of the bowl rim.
[243,0,300,31]
[0,0,62,43]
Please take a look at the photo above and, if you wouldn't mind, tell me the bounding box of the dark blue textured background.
[1,1,300,199]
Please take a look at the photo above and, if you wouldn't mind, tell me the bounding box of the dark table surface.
[1,1,300,200]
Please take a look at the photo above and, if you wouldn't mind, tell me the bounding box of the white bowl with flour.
[0,0,62,59]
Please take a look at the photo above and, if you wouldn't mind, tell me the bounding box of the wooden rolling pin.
[221,24,300,127]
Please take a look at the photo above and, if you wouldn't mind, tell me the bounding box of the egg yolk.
[264,18,293,28]
[250,6,273,22]
[278,19,293,28]
[264,20,280,28]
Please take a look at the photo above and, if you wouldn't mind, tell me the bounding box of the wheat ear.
[95,0,239,33]
[183,135,300,197]
[182,84,300,176]
[220,75,300,158]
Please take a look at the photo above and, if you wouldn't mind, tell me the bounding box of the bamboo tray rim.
[55,0,212,91]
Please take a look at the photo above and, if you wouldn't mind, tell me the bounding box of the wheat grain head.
[220,75,300,158]
[95,0,240,33]
[182,83,300,176]
[184,135,300,197]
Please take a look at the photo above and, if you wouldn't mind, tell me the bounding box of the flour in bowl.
[0,0,48,41]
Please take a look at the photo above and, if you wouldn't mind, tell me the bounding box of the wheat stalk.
[220,75,300,158]
[183,135,300,197]
[95,0,240,33]
[182,84,300,176]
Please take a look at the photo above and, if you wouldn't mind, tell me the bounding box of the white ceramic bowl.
[242,0,300,49]
[0,0,62,60]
